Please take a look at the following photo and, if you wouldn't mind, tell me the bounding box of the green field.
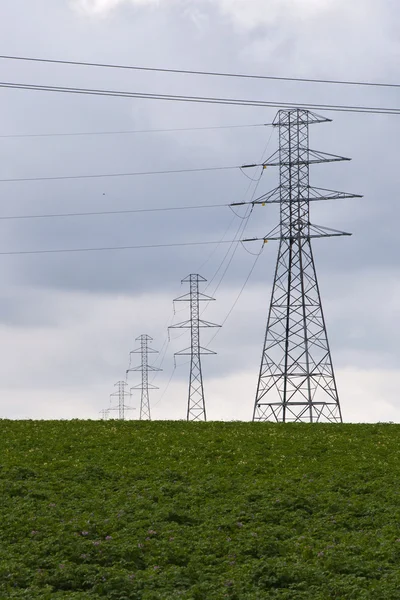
[1,420,400,599]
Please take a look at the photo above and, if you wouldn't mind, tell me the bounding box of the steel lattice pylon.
[108,381,134,420]
[252,109,361,423]
[170,274,220,421]
[127,335,161,421]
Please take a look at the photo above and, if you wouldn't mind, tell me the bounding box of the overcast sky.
[0,0,398,422]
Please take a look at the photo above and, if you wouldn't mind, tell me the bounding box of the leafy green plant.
[1,420,400,598]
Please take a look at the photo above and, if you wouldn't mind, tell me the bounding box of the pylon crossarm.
[243,186,362,206]
[169,320,191,329]
[130,348,159,354]
[130,383,159,390]
[198,319,221,328]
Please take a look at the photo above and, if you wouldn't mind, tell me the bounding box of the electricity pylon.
[108,381,134,420]
[169,274,220,421]
[126,334,161,420]
[243,109,361,423]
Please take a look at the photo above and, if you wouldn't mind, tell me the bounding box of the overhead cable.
[0,164,243,184]
[0,81,399,115]
[208,246,264,346]
[0,203,228,222]
[0,236,285,257]
[0,239,243,257]
[0,54,398,89]
[0,123,270,139]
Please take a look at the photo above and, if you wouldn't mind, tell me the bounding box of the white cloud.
[203,366,400,423]
[70,0,377,41]
[73,0,337,28]
[337,368,400,423]
[72,0,336,22]
[214,0,336,30]
[72,0,161,15]
[1,0,399,426]
[0,286,176,419]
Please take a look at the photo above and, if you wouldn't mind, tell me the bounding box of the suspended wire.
[198,126,274,326]
[204,171,262,292]
[259,129,276,164]
[0,123,270,139]
[0,81,399,115]
[152,360,191,410]
[210,206,256,298]
[208,245,265,346]
[195,142,270,277]
[150,337,171,382]
[140,135,270,403]
[154,144,271,398]
[162,215,242,352]
[1,54,399,89]
[229,204,255,220]
[208,204,255,297]
[152,365,177,409]
[0,203,228,222]
[240,171,262,182]
[241,239,268,256]
[149,309,181,384]
[158,234,264,405]
[0,164,243,184]
[0,238,246,257]
[167,203,255,350]
[195,211,239,274]
[204,126,274,297]
[198,188,258,313]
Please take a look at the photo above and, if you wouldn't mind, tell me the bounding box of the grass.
[1,420,400,599]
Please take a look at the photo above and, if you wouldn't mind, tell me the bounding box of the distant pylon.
[248,109,361,423]
[99,408,109,420]
[108,381,134,420]
[126,335,161,420]
[169,274,220,421]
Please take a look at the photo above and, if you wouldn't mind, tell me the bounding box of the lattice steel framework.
[99,409,109,420]
[108,380,134,420]
[251,109,361,423]
[126,334,161,420]
[169,274,220,421]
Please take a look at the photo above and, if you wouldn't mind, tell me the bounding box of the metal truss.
[169,274,220,421]
[108,380,134,420]
[251,109,361,423]
[127,334,161,421]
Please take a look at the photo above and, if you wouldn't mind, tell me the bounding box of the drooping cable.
[0,122,270,139]
[0,80,399,115]
[1,54,399,90]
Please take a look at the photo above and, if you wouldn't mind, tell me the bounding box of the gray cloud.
[0,0,398,420]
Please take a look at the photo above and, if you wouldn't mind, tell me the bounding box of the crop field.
[1,421,400,599]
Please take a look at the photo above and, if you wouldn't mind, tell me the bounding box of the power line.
[200,128,273,323]
[0,54,398,90]
[0,80,399,115]
[0,123,269,139]
[0,235,283,257]
[0,238,244,257]
[198,133,273,317]
[0,202,228,222]
[0,164,243,184]
[203,129,273,298]
[208,245,264,346]
[152,360,192,411]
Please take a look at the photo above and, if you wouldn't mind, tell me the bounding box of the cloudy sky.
[0,0,398,421]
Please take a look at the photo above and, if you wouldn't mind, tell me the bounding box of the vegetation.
[1,420,400,599]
